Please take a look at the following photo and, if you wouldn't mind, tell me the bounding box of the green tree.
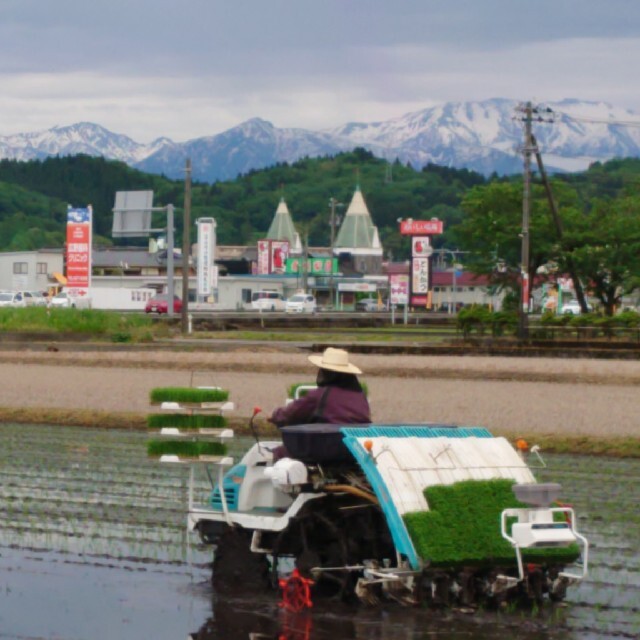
[453,181,560,302]
[563,196,640,315]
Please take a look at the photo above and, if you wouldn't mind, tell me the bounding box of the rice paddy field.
[0,424,638,640]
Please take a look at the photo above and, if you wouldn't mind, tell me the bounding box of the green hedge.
[147,413,227,429]
[403,479,580,568]
[146,440,228,457]
[457,306,518,338]
[149,387,229,404]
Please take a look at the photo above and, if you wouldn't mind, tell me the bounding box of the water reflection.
[190,592,573,640]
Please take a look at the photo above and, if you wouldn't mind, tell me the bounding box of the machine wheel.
[270,504,352,600]
[212,526,271,595]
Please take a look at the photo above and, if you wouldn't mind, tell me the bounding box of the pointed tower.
[334,186,383,273]
[266,197,302,254]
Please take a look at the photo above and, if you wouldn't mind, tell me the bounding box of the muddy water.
[0,424,638,640]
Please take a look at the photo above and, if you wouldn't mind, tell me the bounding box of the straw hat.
[308,347,362,375]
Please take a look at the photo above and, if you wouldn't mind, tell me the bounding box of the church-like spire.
[334,186,383,255]
[266,197,302,253]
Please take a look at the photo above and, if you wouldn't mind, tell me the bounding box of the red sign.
[389,274,409,305]
[400,219,443,235]
[66,207,92,291]
[257,240,270,275]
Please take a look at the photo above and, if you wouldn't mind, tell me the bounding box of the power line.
[554,111,640,129]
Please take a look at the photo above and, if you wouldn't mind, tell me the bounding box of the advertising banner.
[285,257,337,275]
[411,236,433,257]
[411,257,430,305]
[197,218,217,297]
[270,240,290,274]
[66,206,92,296]
[389,274,409,305]
[257,240,270,275]
[400,219,443,235]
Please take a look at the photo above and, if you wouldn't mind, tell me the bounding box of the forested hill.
[0,151,639,256]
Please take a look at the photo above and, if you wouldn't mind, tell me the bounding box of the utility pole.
[531,133,589,313]
[329,198,344,307]
[519,101,533,340]
[181,158,192,334]
[301,227,309,293]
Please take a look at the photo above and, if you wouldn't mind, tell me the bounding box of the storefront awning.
[52,272,67,285]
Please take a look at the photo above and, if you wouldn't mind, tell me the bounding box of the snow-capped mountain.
[1,99,639,182]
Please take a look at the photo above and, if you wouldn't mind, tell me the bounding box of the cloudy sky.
[1,0,639,142]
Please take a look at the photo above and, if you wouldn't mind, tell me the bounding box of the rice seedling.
[146,439,228,458]
[149,387,229,404]
[403,479,580,567]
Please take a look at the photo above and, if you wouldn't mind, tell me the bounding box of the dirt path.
[1,347,639,438]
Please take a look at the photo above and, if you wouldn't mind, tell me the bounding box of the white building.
[0,249,63,294]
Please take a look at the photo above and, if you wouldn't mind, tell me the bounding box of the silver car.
[0,292,27,308]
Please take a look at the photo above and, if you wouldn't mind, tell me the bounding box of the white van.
[251,291,286,311]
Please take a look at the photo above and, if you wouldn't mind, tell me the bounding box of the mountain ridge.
[1,98,639,182]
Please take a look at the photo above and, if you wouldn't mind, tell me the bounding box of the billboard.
[411,257,430,300]
[271,240,290,274]
[66,205,92,296]
[399,219,443,236]
[256,239,292,274]
[410,236,431,305]
[285,257,337,275]
[112,190,153,237]
[389,274,409,305]
[197,218,217,297]
[412,236,433,257]
[257,240,270,275]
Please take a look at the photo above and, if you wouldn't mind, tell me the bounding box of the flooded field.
[0,423,638,640]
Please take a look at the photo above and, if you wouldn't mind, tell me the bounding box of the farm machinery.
[148,387,589,609]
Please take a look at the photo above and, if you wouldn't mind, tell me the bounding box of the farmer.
[269,347,370,428]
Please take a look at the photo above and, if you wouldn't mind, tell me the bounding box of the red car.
[144,294,182,314]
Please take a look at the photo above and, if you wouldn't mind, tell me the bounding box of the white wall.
[0,250,63,292]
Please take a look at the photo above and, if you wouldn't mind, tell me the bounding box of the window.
[13,262,28,274]
[241,288,252,303]
[37,262,48,274]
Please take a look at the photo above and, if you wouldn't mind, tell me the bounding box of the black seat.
[280,423,371,464]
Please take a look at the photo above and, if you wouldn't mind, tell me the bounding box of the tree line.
[0,151,639,314]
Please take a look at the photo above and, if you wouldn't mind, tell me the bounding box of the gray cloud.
[1,1,639,140]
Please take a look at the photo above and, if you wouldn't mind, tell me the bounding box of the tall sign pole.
[181,158,192,334]
[65,205,92,304]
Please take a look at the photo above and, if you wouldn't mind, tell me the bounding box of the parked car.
[285,293,316,313]
[356,296,387,312]
[251,290,286,311]
[50,291,72,308]
[562,300,592,315]
[0,291,26,308]
[15,290,47,306]
[145,294,182,314]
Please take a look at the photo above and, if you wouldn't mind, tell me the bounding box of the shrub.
[457,306,517,338]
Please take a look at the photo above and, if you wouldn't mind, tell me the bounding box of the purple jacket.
[270,386,371,428]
